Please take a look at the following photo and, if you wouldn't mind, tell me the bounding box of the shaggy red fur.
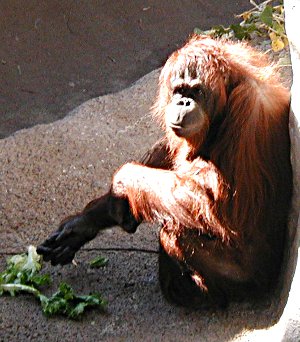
[112,35,292,305]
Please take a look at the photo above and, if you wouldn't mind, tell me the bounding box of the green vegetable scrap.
[0,245,50,296]
[90,256,109,269]
[0,246,107,319]
[40,283,107,319]
[194,0,288,52]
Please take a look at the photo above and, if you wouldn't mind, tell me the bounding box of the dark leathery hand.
[37,215,98,266]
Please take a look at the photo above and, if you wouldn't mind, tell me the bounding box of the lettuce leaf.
[0,246,107,318]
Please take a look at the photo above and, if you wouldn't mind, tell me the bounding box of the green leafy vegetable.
[0,245,50,295]
[41,283,107,319]
[0,246,107,319]
[90,256,109,268]
[260,5,273,26]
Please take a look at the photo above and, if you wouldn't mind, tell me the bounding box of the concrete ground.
[0,1,298,341]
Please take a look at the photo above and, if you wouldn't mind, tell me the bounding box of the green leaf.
[229,24,248,39]
[244,23,259,34]
[0,246,48,288]
[41,296,69,316]
[1,246,107,319]
[272,21,285,35]
[211,25,231,37]
[30,274,51,287]
[41,284,107,318]
[260,5,273,27]
[69,302,87,318]
[77,293,107,307]
[90,256,108,269]
[57,282,75,300]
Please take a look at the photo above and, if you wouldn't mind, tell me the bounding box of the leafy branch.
[0,246,107,319]
[194,0,288,52]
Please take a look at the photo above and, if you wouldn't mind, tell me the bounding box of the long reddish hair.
[155,36,291,229]
[122,35,292,288]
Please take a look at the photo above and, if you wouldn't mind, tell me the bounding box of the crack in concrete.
[0,247,158,256]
